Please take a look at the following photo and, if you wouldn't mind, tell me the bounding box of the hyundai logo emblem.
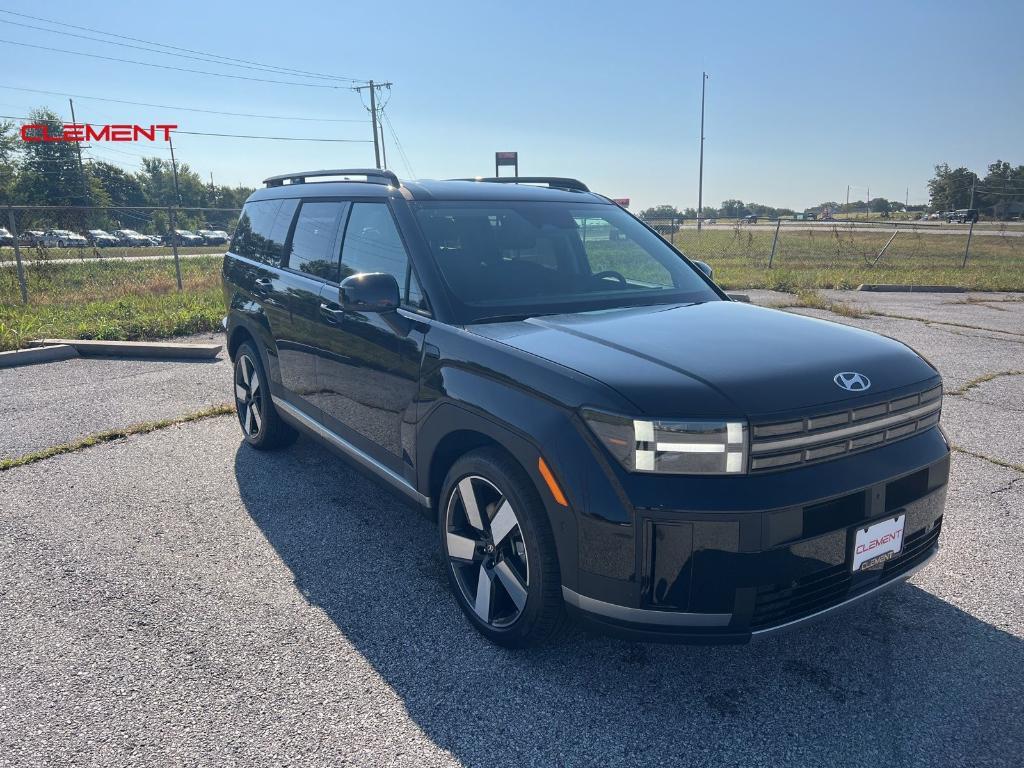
[834,372,871,392]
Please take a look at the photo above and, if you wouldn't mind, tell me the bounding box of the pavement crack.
[946,370,1024,396]
[952,446,1024,476]
[870,312,1024,338]
[0,404,233,471]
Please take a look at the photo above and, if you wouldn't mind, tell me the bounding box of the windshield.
[412,201,719,322]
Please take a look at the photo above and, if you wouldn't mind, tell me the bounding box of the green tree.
[718,199,748,218]
[14,108,110,229]
[927,164,978,212]
[977,160,1024,220]
[0,120,18,205]
[639,204,682,219]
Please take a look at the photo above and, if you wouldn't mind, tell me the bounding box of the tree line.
[0,108,253,234]
[640,160,1024,223]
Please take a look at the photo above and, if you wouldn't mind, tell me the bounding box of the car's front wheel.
[233,341,297,450]
[440,448,567,647]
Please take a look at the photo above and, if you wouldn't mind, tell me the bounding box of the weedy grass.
[0,256,224,351]
[768,289,869,318]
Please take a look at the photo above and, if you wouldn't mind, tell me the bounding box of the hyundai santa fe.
[222,169,948,647]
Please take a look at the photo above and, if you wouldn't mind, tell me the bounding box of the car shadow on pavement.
[234,437,1023,768]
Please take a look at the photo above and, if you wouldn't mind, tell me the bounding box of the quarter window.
[231,198,298,266]
[288,201,346,282]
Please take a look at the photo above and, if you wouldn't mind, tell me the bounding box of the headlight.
[582,409,748,475]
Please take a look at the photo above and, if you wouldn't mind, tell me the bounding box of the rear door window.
[287,201,347,282]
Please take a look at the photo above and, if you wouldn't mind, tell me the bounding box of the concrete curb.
[857,284,966,293]
[0,344,79,369]
[27,338,222,359]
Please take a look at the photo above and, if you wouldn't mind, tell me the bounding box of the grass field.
[0,257,223,351]
[665,226,1024,291]
[1,225,1022,352]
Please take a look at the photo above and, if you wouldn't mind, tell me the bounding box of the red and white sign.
[852,514,905,571]
[612,198,630,208]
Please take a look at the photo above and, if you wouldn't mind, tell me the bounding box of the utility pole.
[379,121,388,169]
[167,132,182,205]
[697,72,708,232]
[969,178,976,209]
[846,185,850,213]
[906,186,909,210]
[866,186,870,218]
[68,99,89,203]
[352,80,393,169]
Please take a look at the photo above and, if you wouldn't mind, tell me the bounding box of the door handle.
[320,302,345,324]
[254,277,273,291]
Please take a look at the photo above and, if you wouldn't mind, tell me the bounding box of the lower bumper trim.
[750,546,938,638]
[561,587,732,627]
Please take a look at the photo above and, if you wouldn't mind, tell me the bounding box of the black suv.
[223,170,948,647]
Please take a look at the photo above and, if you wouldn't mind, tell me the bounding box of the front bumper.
[564,432,949,644]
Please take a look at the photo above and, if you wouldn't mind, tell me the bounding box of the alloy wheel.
[446,475,530,627]
[234,354,263,438]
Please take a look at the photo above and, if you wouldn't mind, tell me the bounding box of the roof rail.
[263,168,400,188]
[455,176,590,193]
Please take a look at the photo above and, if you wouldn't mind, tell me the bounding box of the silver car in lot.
[40,229,89,248]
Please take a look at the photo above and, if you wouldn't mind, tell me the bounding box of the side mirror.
[339,272,400,313]
[693,260,713,280]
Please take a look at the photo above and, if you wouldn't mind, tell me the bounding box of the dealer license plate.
[852,514,905,572]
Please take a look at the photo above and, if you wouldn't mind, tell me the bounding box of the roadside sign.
[612,198,630,208]
[495,151,518,177]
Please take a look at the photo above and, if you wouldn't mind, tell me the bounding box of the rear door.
[275,199,348,412]
[312,201,428,476]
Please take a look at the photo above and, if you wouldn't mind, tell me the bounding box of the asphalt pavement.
[1,293,1022,767]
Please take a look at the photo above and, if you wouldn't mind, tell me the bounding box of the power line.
[0,39,348,89]
[381,110,416,179]
[174,130,371,142]
[0,84,368,123]
[0,9,366,83]
[0,18,360,83]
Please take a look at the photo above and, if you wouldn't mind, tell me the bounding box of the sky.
[1,0,1021,212]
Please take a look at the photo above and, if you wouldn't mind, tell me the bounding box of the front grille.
[749,384,942,472]
[750,518,942,630]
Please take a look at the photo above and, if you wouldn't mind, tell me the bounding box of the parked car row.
[0,227,232,248]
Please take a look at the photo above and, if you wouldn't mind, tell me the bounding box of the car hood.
[468,301,938,418]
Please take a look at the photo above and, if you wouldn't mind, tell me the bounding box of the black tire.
[439,447,567,648]
[233,341,297,450]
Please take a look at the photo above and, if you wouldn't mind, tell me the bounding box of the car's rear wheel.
[440,448,567,647]
[233,341,297,450]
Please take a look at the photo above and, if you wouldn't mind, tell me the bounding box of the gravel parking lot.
[1,292,1021,767]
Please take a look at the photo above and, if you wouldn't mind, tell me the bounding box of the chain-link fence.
[642,217,1024,290]
[0,205,239,350]
[1,205,240,305]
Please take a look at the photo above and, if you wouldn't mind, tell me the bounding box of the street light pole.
[697,72,708,232]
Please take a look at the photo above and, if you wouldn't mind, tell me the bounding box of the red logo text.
[856,530,901,556]
[20,124,177,143]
